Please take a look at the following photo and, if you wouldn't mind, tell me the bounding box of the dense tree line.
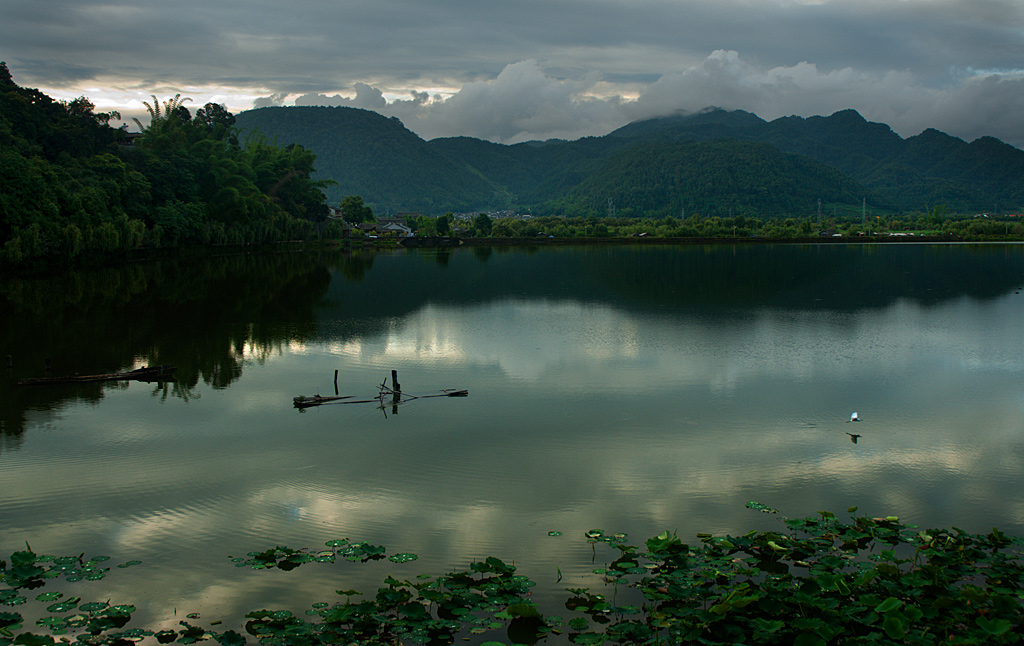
[441,210,1023,241]
[0,64,337,269]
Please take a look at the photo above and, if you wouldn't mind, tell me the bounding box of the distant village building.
[351,219,414,238]
[377,218,414,237]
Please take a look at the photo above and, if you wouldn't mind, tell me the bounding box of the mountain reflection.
[3,243,1023,449]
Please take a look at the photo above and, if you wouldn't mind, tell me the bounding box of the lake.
[2,242,1024,637]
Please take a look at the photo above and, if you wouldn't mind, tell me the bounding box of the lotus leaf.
[388,553,418,563]
[34,593,62,602]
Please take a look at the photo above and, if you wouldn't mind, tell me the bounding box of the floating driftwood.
[377,385,468,400]
[292,394,369,408]
[293,370,466,410]
[17,364,176,386]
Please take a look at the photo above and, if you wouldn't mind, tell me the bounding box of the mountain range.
[233,106,1024,218]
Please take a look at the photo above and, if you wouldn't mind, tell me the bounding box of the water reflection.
[0,252,336,444]
[2,243,1024,637]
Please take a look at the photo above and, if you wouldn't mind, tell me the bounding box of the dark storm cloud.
[2,0,1022,145]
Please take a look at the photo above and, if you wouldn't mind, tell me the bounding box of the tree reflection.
[4,243,1023,451]
[0,251,333,444]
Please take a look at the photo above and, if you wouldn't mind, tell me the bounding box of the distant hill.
[235,105,1024,217]
[546,139,865,218]
[234,106,502,214]
[608,108,1024,212]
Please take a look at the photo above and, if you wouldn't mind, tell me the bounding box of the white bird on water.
[849,411,860,422]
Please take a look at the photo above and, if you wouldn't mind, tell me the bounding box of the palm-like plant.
[132,93,192,131]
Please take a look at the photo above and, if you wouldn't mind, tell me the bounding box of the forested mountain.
[236,104,1024,217]
[0,64,335,268]
[234,107,501,214]
[546,140,865,219]
[5,63,1020,270]
[608,108,1024,212]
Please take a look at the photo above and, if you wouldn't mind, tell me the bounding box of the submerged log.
[17,365,176,386]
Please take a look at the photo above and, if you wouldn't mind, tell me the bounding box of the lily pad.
[0,612,24,630]
[745,501,779,514]
[65,614,89,628]
[388,553,418,563]
[35,593,63,602]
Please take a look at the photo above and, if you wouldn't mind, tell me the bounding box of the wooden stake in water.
[391,370,401,412]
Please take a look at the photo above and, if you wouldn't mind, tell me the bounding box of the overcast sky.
[3,0,1023,146]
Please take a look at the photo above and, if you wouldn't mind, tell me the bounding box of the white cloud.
[294,83,388,110]
[252,92,289,109]
[4,0,1024,146]
[267,52,1024,148]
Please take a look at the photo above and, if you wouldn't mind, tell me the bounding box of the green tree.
[194,103,236,142]
[339,195,376,223]
[437,212,452,236]
[416,215,437,236]
[491,218,515,237]
[339,195,374,223]
[473,212,493,236]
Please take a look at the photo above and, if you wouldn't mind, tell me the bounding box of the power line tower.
[607,198,615,218]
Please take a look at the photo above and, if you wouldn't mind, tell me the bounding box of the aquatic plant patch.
[2,506,1022,645]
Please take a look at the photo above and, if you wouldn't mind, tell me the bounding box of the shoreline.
[5,234,1022,278]
[428,233,1024,248]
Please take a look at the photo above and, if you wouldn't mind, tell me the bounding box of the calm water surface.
[2,243,1024,633]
